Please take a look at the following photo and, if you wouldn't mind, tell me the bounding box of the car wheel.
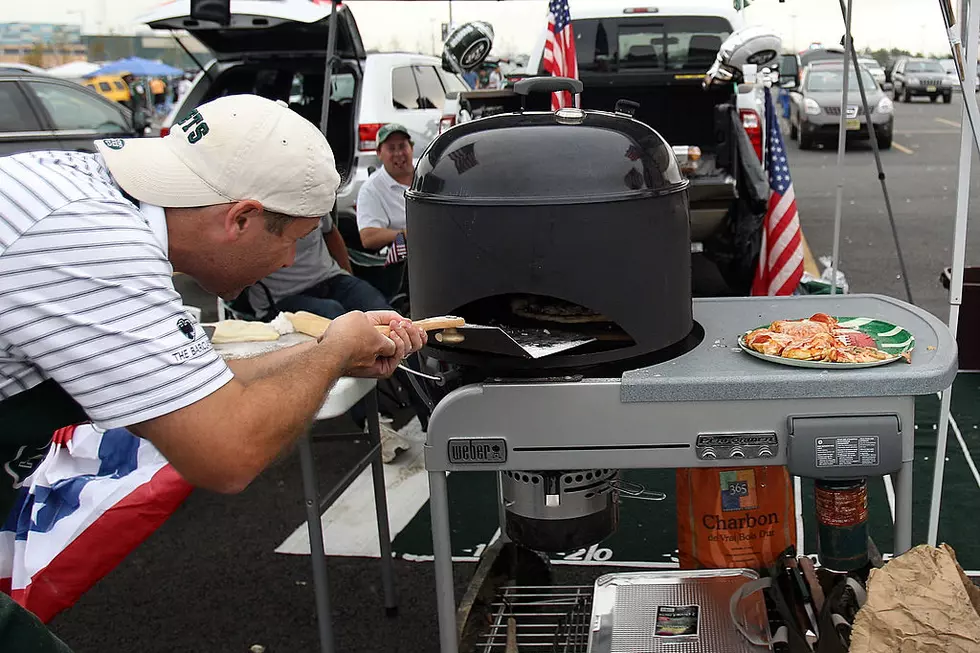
[878,134,892,149]
[943,93,952,104]
[930,94,938,103]
[799,129,813,150]
[904,90,913,103]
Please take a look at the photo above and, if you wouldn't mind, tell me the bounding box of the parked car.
[144,1,468,221]
[939,58,979,90]
[891,58,953,103]
[0,71,146,156]
[83,74,132,104]
[0,62,47,75]
[858,57,887,87]
[789,61,893,150]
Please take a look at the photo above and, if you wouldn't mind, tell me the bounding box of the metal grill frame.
[475,585,593,652]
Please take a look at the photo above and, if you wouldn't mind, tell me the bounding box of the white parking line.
[936,117,962,128]
[883,475,896,522]
[950,413,980,490]
[892,141,915,154]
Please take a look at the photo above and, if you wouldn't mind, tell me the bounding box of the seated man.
[248,213,388,319]
[357,123,413,252]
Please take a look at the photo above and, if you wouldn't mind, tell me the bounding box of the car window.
[114,81,125,90]
[99,82,111,92]
[0,81,42,131]
[330,73,355,102]
[414,65,446,110]
[392,66,419,110]
[438,69,469,94]
[906,61,945,73]
[28,81,129,133]
[570,16,731,72]
[806,68,878,92]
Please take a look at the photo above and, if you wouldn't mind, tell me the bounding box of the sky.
[0,0,961,58]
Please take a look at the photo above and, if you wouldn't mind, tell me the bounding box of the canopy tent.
[44,60,101,79]
[84,57,183,78]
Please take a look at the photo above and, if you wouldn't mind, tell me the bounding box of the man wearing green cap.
[357,123,414,250]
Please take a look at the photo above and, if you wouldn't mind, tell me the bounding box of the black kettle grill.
[407,78,701,377]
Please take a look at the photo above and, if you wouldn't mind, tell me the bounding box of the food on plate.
[210,320,281,344]
[742,314,901,364]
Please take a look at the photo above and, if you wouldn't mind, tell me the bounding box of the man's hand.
[320,310,426,378]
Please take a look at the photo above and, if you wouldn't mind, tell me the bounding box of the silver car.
[789,62,894,150]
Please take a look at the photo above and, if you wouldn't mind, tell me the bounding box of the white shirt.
[355,166,408,233]
[0,150,233,429]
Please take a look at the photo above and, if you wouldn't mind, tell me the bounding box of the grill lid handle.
[514,76,584,110]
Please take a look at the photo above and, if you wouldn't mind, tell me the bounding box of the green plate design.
[737,316,915,369]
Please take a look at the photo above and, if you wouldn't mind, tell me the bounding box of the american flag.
[751,87,805,296]
[385,232,407,266]
[542,0,578,110]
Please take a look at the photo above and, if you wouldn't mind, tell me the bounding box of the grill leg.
[894,460,913,554]
[429,470,459,653]
[365,389,398,613]
[299,434,335,653]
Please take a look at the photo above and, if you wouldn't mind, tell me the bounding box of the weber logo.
[448,438,507,464]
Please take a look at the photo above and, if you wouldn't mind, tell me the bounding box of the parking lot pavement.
[785,92,980,319]
[47,94,980,653]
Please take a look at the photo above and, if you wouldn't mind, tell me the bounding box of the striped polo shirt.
[0,150,233,429]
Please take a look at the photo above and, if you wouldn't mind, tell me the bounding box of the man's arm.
[324,225,352,273]
[359,226,403,250]
[224,341,317,383]
[132,311,424,494]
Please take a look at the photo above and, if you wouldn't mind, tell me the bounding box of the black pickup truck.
[446,13,768,295]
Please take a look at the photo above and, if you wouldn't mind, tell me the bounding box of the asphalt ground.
[47,93,980,653]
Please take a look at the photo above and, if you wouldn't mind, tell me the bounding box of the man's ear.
[220,200,265,241]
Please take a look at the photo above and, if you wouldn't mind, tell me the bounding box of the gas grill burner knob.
[701,449,717,460]
[729,448,746,459]
[758,447,774,459]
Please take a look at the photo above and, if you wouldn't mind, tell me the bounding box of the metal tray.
[588,569,771,653]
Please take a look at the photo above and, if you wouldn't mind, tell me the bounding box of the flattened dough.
[210,320,281,344]
[286,311,331,339]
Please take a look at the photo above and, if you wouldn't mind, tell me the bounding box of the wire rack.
[475,585,594,653]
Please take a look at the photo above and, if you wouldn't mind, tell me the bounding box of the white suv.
[144,1,467,219]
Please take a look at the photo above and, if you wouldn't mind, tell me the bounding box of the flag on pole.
[385,232,408,266]
[542,0,578,110]
[752,87,805,296]
[0,424,192,622]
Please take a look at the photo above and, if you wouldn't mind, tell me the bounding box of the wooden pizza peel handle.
[287,311,464,338]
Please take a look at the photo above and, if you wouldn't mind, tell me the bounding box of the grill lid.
[408,105,688,206]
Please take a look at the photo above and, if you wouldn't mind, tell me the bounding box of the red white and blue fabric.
[752,87,805,297]
[542,0,578,110]
[0,424,191,622]
[385,232,408,266]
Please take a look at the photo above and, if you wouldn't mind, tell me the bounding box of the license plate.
[927,85,937,92]
[846,119,861,131]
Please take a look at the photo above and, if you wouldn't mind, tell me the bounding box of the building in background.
[0,22,210,70]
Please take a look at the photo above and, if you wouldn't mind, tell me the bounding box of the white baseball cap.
[96,94,340,218]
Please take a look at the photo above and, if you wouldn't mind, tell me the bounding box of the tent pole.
[837,0,912,305]
[928,0,978,546]
[829,0,854,295]
[319,0,340,137]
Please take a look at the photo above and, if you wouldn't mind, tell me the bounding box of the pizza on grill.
[744,313,897,364]
[509,296,610,324]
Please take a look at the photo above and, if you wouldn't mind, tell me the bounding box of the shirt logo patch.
[102,138,125,150]
[177,317,196,340]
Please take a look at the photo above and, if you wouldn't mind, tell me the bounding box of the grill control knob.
[730,448,746,459]
[758,447,774,459]
[701,449,717,460]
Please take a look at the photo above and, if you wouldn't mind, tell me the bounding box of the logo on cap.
[102,138,125,150]
[177,317,196,340]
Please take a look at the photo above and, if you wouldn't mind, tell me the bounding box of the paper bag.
[850,544,980,653]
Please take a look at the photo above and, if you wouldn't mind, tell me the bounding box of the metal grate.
[475,585,593,653]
